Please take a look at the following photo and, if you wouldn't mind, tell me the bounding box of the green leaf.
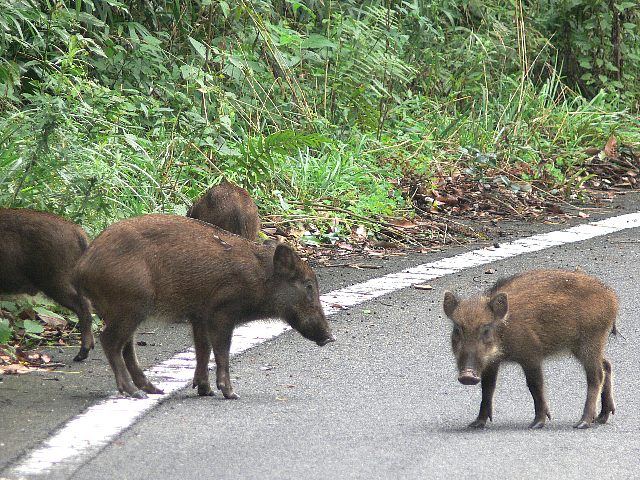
[578,58,592,69]
[22,319,44,335]
[188,36,208,60]
[219,1,230,18]
[33,307,65,321]
[301,34,337,50]
[616,2,636,12]
[0,318,12,344]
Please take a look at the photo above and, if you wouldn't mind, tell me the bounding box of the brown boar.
[73,214,334,399]
[0,208,94,361]
[187,180,261,240]
[443,269,617,429]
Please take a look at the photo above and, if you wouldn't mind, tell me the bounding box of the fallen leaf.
[577,211,590,219]
[604,135,617,158]
[37,313,67,329]
[0,364,33,375]
[387,218,417,228]
[584,147,601,156]
[329,303,348,311]
[485,268,497,274]
[413,284,433,290]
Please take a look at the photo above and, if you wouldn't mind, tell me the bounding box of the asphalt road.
[2,202,640,479]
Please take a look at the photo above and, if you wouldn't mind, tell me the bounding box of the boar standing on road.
[443,269,617,429]
[74,214,334,399]
[0,208,94,361]
[187,180,261,240]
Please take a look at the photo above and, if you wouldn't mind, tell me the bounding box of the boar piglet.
[443,269,617,429]
[0,208,94,361]
[74,214,334,399]
[187,180,261,240]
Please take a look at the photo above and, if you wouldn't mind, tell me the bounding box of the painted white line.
[8,210,640,478]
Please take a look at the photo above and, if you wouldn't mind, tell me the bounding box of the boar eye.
[452,325,462,336]
[480,325,493,339]
[305,283,314,296]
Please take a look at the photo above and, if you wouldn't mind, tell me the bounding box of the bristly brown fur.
[74,214,333,399]
[0,208,95,362]
[485,273,523,296]
[187,180,261,240]
[443,269,618,430]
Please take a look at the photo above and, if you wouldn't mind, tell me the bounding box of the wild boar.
[187,180,261,240]
[73,214,334,399]
[443,269,617,429]
[0,208,94,361]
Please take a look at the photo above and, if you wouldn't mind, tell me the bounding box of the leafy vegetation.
[1,2,639,348]
[1,1,638,236]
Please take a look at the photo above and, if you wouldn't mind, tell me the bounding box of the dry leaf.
[387,218,417,228]
[413,284,433,291]
[0,364,33,375]
[604,136,617,158]
[37,313,67,329]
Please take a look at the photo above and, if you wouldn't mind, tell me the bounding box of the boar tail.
[78,235,90,253]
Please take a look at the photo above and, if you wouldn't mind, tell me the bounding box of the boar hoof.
[143,384,164,395]
[528,419,546,429]
[222,391,240,400]
[73,347,91,362]
[573,420,592,429]
[595,413,610,424]
[468,419,488,429]
[197,385,215,396]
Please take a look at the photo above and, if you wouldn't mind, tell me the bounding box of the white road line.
[7,211,640,479]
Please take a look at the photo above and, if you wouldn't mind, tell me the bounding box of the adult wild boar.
[0,208,94,361]
[443,269,617,429]
[74,214,334,399]
[187,180,261,240]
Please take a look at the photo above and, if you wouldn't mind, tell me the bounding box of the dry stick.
[497,168,586,212]
[491,194,524,216]
[283,201,424,247]
[411,206,473,244]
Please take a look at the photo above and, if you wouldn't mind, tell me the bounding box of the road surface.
[2,202,640,479]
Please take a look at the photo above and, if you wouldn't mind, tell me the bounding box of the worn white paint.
[8,211,640,478]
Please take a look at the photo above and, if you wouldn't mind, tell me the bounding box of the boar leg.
[72,295,95,362]
[575,353,605,429]
[209,323,239,399]
[192,321,215,396]
[101,316,146,399]
[122,340,164,394]
[522,363,551,429]
[596,358,615,424]
[469,362,499,428]
[47,283,95,362]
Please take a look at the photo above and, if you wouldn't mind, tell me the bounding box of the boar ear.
[489,292,508,320]
[273,244,301,279]
[443,291,459,319]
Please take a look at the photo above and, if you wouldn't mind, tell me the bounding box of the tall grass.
[0,1,638,238]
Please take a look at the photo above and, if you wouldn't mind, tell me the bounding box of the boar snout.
[458,369,481,385]
[316,334,336,346]
[295,314,335,347]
